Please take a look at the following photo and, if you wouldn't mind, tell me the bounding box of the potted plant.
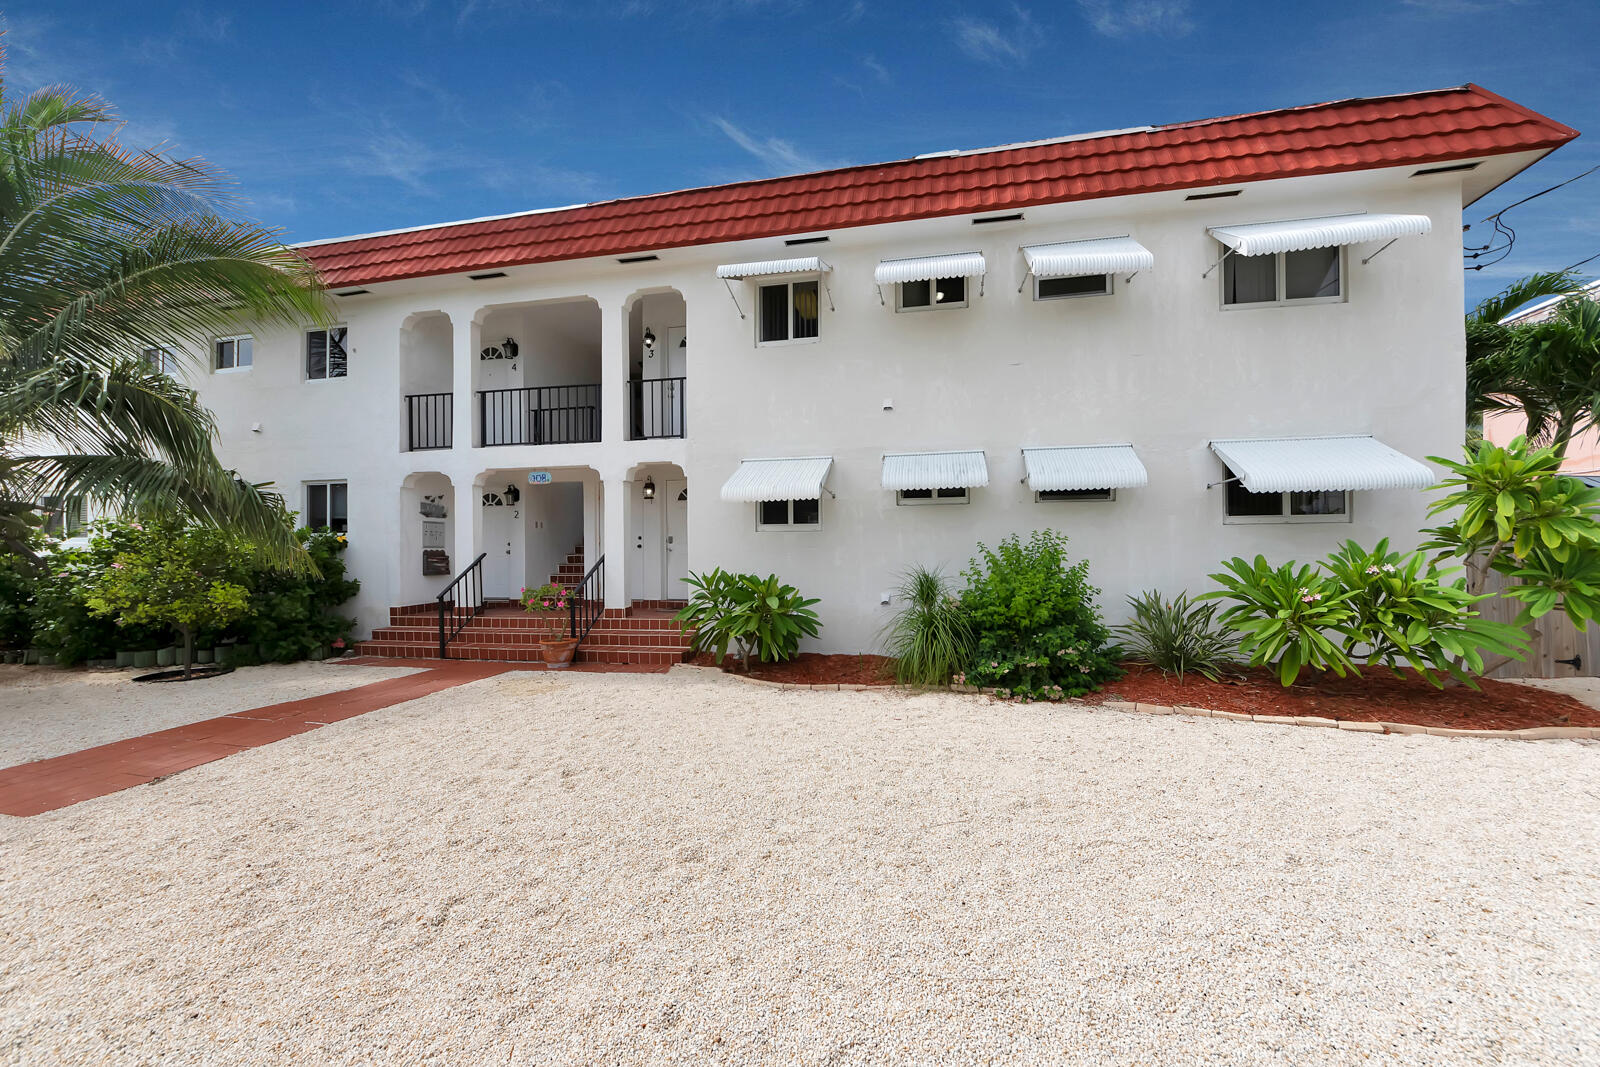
[520,583,578,667]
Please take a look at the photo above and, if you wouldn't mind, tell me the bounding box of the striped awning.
[881,450,989,491]
[874,252,987,285]
[1022,445,1148,491]
[720,456,834,502]
[1208,213,1432,257]
[1022,236,1153,278]
[1210,435,1432,493]
[715,256,830,279]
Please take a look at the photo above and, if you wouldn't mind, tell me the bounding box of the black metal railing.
[479,384,600,446]
[568,555,605,648]
[629,377,686,440]
[436,552,487,658]
[406,392,453,451]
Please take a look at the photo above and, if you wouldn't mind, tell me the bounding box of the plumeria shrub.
[677,569,822,670]
[957,530,1121,700]
[1202,541,1527,687]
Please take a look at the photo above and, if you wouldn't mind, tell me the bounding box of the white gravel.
[0,661,424,766]
[1,668,1597,1065]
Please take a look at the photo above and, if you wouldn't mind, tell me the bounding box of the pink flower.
[111,561,124,569]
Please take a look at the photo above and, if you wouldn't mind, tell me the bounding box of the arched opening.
[625,288,686,440]
[475,297,601,447]
[473,465,596,600]
[397,472,456,607]
[399,312,454,452]
[625,461,688,604]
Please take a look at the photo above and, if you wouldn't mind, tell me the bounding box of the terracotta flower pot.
[541,638,579,668]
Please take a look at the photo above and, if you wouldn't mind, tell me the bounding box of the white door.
[664,480,688,599]
[481,500,515,598]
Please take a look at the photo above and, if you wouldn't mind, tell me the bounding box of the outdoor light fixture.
[642,476,656,500]
[642,328,656,352]
[504,483,521,505]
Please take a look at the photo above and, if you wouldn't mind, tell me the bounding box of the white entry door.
[664,480,688,598]
[481,499,516,598]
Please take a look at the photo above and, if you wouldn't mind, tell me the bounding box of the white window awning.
[1208,213,1432,257]
[1022,445,1148,491]
[715,256,831,279]
[1022,236,1154,279]
[881,450,989,491]
[874,252,987,285]
[1209,435,1433,493]
[721,456,834,502]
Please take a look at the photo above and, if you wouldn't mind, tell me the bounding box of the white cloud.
[860,54,891,85]
[711,116,824,175]
[1076,0,1194,38]
[949,5,1043,66]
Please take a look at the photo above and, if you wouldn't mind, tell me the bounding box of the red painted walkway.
[0,662,515,818]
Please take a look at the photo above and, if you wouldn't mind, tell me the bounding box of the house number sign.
[527,471,553,485]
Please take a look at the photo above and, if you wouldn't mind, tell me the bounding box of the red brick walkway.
[0,662,515,818]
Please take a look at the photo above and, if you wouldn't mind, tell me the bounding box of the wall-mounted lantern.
[642,476,656,500]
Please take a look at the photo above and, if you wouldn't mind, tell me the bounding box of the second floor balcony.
[480,383,601,447]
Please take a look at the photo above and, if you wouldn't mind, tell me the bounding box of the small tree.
[85,517,252,677]
[1423,436,1600,673]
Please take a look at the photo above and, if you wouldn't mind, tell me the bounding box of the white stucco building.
[164,84,1576,659]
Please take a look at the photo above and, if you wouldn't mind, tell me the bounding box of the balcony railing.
[479,383,601,447]
[405,392,453,451]
[630,376,686,440]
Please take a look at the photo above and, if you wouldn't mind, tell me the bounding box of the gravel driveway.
[0,662,426,766]
[1,668,1596,1065]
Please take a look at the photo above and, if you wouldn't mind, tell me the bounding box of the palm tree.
[0,77,331,563]
[1466,270,1600,456]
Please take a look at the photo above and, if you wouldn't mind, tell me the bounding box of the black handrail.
[436,552,487,659]
[479,383,601,446]
[568,554,605,648]
[629,376,686,440]
[405,392,453,451]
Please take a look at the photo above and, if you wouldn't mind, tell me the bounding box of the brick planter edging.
[670,665,1597,741]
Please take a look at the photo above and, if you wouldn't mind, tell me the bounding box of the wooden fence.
[1477,569,1600,679]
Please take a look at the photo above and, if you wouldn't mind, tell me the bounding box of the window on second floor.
[896,487,969,505]
[1222,467,1349,524]
[897,276,967,312]
[306,481,348,533]
[1037,488,1115,502]
[758,279,820,344]
[142,346,178,376]
[215,335,253,371]
[1222,246,1342,307]
[1036,274,1111,300]
[306,327,348,381]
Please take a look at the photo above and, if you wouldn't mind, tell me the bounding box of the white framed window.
[1221,246,1343,307]
[1036,274,1111,300]
[305,326,348,381]
[756,498,820,530]
[896,276,968,312]
[39,495,86,537]
[896,487,969,506]
[305,481,348,533]
[214,334,253,371]
[1037,488,1115,502]
[1221,468,1349,524]
[142,346,178,376]
[757,278,820,345]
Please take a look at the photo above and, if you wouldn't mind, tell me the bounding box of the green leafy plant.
[677,568,821,670]
[84,517,252,677]
[957,530,1120,700]
[881,565,972,685]
[1203,556,1357,686]
[1113,590,1238,683]
[519,581,571,641]
[239,528,360,661]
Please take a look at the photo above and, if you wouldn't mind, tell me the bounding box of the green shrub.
[881,565,972,685]
[957,530,1121,699]
[1113,590,1238,683]
[677,568,821,670]
[239,528,360,661]
[1203,541,1527,687]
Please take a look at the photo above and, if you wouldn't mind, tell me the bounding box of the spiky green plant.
[1113,590,1237,683]
[0,75,331,565]
[881,565,972,686]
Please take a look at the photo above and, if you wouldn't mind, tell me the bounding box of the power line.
[1463,163,1600,271]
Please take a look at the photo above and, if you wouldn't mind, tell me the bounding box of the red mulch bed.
[1088,664,1596,731]
[692,653,896,686]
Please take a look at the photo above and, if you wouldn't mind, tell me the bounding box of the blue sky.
[5,0,1596,306]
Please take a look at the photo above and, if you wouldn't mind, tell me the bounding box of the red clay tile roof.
[302,84,1576,288]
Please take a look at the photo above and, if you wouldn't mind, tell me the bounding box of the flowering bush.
[520,582,571,640]
[957,530,1121,699]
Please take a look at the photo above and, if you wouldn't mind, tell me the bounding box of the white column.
[453,473,481,579]
[602,475,631,609]
[451,315,478,450]
[600,297,628,446]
